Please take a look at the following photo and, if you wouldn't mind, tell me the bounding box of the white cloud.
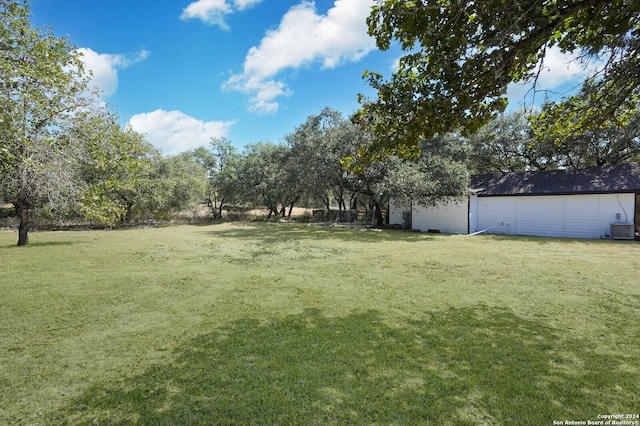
[129,109,236,155]
[180,0,264,29]
[232,0,263,11]
[507,46,598,107]
[224,0,376,114]
[78,47,149,97]
[224,74,291,115]
[390,56,401,73]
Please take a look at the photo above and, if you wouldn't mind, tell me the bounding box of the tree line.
[3,0,640,246]
[10,101,639,238]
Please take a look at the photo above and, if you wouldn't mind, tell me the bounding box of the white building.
[389,163,640,239]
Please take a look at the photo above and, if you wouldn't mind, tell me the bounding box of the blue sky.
[29,0,588,155]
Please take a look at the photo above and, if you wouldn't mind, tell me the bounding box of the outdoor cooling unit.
[610,223,635,240]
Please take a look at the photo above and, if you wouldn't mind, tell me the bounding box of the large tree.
[116,147,209,223]
[469,111,560,173]
[235,142,297,218]
[69,109,149,225]
[355,0,640,159]
[358,134,469,226]
[0,1,143,245]
[194,138,241,219]
[1,0,93,245]
[531,105,640,169]
[148,151,209,219]
[286,108,364,219]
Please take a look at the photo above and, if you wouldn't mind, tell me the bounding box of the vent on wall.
[610,223,635,240]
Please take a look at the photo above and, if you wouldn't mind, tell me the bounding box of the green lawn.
[1,223,639,425]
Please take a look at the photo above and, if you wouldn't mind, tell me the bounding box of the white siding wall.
[516,196,566,237]
[476,197,517,235]
[563,198,600,237]
[469,195,479,233]
[476,193,635,238]
[388,199,409,226]
[595,193,635,237]
[411,200,469,234]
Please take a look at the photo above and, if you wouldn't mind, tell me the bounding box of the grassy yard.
[1,223,639,425]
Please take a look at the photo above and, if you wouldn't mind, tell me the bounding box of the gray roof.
[471,163,640,196]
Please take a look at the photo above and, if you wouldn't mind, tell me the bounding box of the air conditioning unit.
[610,223,635,240]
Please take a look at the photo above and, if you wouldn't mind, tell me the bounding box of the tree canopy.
[0,1,147,245]
[354,0,640,159]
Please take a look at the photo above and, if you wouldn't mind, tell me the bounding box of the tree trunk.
[217,196,225,219]
[358,200,369,222]
[123,200,134,224]
[373,200,384,228]
[333,188,345,221]
[16,196,30,246]
[208,194,219,219]
[338,199,347,221]
[321,195,331,222]
[350,194,358,210]
[286,196,300,218]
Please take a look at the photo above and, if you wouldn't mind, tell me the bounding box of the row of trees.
[3,0,640,246]
[469,109,640,173]
[160,108,469,228]
[118,105,640,231]
[172,0,640,224]
[3,82,639,245]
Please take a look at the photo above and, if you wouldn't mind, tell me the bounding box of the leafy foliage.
[268,108,469,224]
[0,1,152,243]
[286,108,365,217]
[234,142,295,217]
[355,0,640,159]
[469,111,560,173]
[68,109,149,225]
[467,108,640,173]
[1,0,93,244]
[531,101,640,168]
[377,134,469,210]
[194,138,242,219]
[119,148,209,222]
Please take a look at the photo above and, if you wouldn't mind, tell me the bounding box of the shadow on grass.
[474,233,640,246]
[202,222,437,243]
[0,240,76,249]
[51,306,638,425]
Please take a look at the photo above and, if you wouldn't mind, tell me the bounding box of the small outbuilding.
[389,163,640,239]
